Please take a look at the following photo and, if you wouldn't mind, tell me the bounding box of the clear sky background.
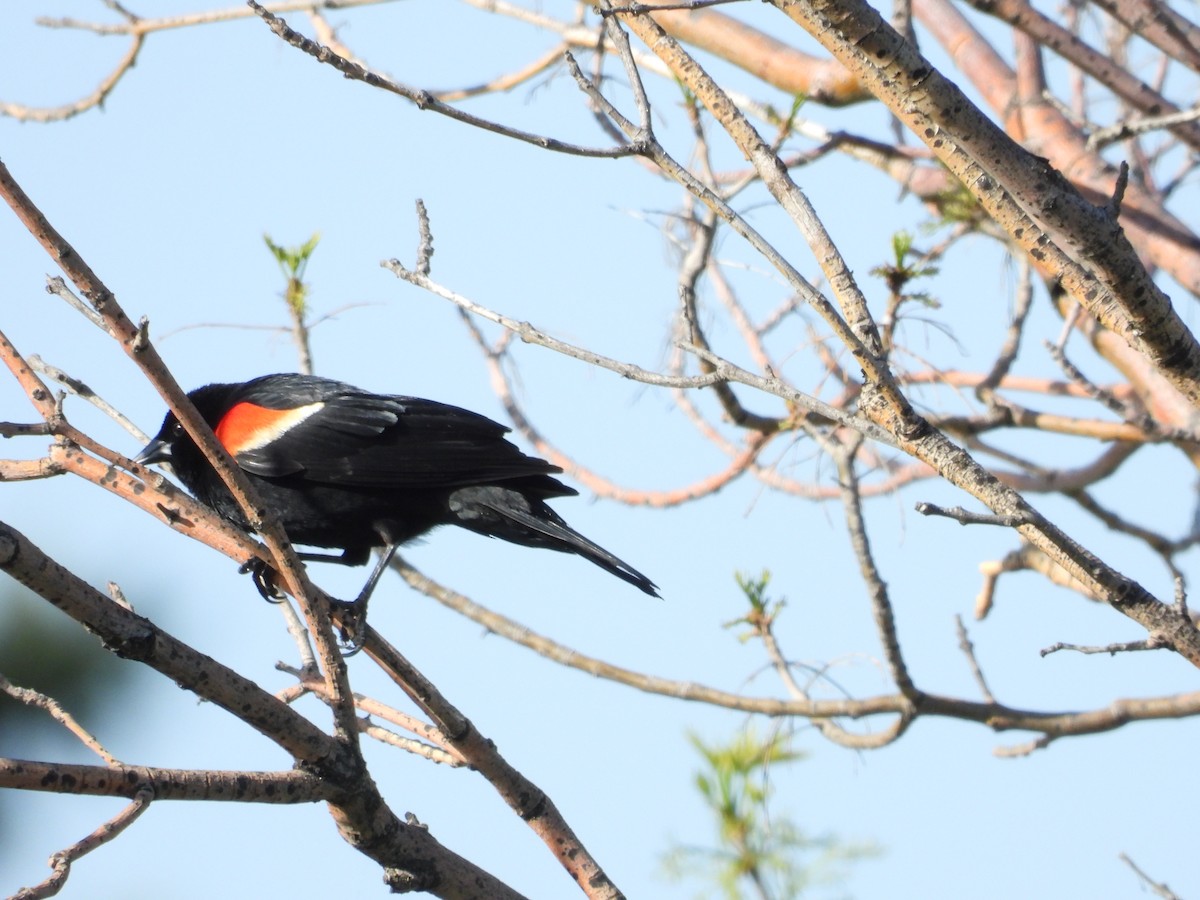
[2,2,1199,898]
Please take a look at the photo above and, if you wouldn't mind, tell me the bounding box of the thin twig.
[457,297,768,507]
[833,437,920,700]
[12,788,154,900]
[0,29,145,123]
[915,502,1031,527]
[976,258,1033,400]
[384,258,726,392]
[249,3,638,159]
[1118,853,1181,900]
[0,674,121,765]
[1041,637,1172,657]
[44,277,109,333]
[955,616,996,704]
[27,356,149,442]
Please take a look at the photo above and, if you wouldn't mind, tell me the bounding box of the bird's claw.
[332,598,368,656]
[240,558,287,603]
[240,558,368,656]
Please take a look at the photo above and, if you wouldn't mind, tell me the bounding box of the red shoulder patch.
[214,401,324,455]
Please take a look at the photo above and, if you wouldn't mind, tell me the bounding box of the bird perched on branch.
[136,374,658,644]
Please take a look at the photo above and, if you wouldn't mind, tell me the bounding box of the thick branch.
[769,0,1200,408]
[0,523,530,898]
[360,627,624,899]
[0,521,341,766]
[0,759,333,803]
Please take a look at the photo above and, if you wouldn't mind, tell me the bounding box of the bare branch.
[1119,853,1181,900]
[458,306,770,507]
[0,759,331,803]
[0,675,120,766]
[392,554,1200,746]
[357,626,623,898]
[12,787,153,900]
[249,3,638,159]
[1041,637,1172,657]
[833,437,919,699]
[915,502,1032,527]
[383,257,727,391]
[782,0,1200,408]
[0,29,145,123]
[955,616,996,704]
[27,355,150,443]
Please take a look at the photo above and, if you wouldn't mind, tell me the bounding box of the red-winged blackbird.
[135,374,658,635]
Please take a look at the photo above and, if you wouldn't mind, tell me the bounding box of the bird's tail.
[448,487,660,597]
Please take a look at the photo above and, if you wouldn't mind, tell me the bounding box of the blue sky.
[2,2,1199,898]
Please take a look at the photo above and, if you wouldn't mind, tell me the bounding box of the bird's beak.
[133,438,172,467]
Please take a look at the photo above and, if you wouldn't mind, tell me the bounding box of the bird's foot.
[240,558,287,603]
[240,557,373,656]
[326,543,392,656]
[330,597,369,657]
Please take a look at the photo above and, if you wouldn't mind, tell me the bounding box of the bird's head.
[133,382,246,471]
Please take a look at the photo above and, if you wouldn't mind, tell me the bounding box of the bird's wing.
[218,391,570,492]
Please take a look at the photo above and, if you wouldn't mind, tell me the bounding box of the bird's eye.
[171,422,185,438]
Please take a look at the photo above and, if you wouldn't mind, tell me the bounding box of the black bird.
[135,374,658,638]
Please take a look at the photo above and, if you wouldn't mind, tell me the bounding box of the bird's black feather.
[137,373,658,598]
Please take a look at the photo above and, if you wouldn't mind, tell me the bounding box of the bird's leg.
[296,549,367,567]
[333,542,398,655]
